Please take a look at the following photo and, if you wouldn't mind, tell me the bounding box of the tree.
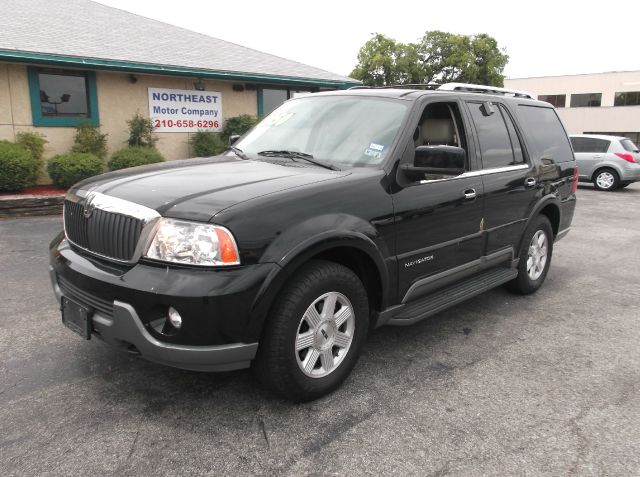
[350,31,508,87]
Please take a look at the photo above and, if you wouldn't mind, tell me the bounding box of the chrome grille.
[63,192,159,263]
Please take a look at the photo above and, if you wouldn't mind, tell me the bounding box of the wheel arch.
[590,163,623,181]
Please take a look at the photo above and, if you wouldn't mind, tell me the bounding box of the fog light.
[168,306,182,329]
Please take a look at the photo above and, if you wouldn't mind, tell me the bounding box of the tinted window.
[570,93,602,108]
[38,71,90,117]
[538,94,566,108]
[621,138,639,152]
[499,105,525,164]
[570,137,610,153]
[468,102,516,169]
[517,106,574,163]
[614,91,640,106]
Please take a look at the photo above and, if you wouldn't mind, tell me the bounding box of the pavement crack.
[257,416,270,449]
[113,430,140,475]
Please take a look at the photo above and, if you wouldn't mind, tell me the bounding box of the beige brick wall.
[0,62,258,183]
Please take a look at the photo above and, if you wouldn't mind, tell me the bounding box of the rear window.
[621,138,639,152]
[516,105,574,163]
[570,137,610,153]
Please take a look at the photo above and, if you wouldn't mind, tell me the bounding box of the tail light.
[571,167,579,194]
[615,152,637,163]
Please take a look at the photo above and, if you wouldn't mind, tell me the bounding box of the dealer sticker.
[369,143,385,152]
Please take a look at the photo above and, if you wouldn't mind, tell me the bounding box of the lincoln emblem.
[83,193,96,218]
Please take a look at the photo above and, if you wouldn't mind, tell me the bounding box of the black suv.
[50,83,577,401]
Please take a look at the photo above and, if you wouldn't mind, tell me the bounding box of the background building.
[506,71,640,144]
[0,0,358,181]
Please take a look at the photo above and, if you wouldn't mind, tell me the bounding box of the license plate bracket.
[61,297,92,340]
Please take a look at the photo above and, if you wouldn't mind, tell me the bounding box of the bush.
[15,131,47,162]
[108,147,164,171]
[189,131,226,157]
[47,153,103,188]
[222,114,259,143]
[71,123,108,159]
[127,113,157,148]
[0,141,40,191]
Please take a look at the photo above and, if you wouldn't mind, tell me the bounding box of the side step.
[388,267,518,326]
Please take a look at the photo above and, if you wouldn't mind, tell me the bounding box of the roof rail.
[437,82,534,99]
[348,83,441,90]
[347,85,370,90]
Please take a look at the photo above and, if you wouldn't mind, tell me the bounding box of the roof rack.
[437,82,534,99]
[347,83,440,90]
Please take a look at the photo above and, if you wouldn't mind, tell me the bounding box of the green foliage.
[71,123,108,159]
[222,114,259,143]
[15,131,47,162]
[350,31,509,87]
[47,153,103,188]
[189,131,226,157]
[0,141,40,191]
[108,147,164,171]
[127,113,157,148]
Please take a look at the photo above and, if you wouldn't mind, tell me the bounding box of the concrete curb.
[0,195,64,218]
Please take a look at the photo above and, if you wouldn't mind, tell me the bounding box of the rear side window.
[621,138,639,152]
[516,106,574,163]
[570,137,610,153]
[468,102,520,169]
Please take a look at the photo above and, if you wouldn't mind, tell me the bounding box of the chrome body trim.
[420,164,529,184]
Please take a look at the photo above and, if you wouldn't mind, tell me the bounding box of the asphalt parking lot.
[1,183,639,476]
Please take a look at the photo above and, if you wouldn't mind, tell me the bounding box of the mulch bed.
[0,185,66,218]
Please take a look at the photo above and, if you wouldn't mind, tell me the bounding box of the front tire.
[254,260,369,401]
[507,215,554,295]
[593,168,619,191]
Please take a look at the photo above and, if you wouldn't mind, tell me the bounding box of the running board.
[387,267,518,326]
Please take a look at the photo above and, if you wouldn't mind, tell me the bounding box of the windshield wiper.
[257,150,340,171]
[228,145,249,160]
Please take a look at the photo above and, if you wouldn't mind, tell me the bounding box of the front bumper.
[50,234,279,371]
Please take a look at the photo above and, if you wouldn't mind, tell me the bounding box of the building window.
[27,67,99,127]
[570,93,601,108]
[257,87,316,116]
[538,94,566,108]
[614,91,640,107]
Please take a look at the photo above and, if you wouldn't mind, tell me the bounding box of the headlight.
[145,218,240,266]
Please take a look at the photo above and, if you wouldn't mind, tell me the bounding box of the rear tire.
[593,168,619,191]
[254,260,369,402]
[507,215,554,295]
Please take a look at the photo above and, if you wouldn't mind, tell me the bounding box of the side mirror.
[228,134,241,146]
[402,145,466,180]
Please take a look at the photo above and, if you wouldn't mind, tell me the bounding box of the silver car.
[570,134,640,190]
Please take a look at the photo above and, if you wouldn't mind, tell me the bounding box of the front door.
[392,99,484,303]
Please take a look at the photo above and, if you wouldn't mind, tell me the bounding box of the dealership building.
[506,71,640,144]
[0,0,358,181]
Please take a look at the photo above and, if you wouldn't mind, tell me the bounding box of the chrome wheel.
[527,230,548,280]
[295,291,355,378]
[596,171,615,189]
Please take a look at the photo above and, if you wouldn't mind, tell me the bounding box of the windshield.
[621,138,639,153]
[235,96,408,167]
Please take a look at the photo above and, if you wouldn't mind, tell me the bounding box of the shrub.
[15,131,47,162]
[189,131,226,157]
[71,123,108,159]
[127,113,157,148]
[108,147,164,171]
[0,141,40,191]
[47,153,103,188]
[222,114,259,143]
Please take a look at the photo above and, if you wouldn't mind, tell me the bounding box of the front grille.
[58,275,115,318]
[64,199,143,261]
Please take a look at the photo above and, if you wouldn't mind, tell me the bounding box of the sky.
[96,0,640,80]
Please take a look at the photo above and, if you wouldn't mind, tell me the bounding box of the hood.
[71,156,350,222]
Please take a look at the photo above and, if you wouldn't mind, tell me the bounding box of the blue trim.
[28,66,99,127]
[3,50,359,89]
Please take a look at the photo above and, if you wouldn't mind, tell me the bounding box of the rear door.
[570,137,610,179]
[465,100,538,255]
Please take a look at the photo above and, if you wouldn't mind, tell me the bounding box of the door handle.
[463,188,476,200]
[524,177,536,187]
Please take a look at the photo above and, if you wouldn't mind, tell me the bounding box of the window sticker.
[364,148,382,159]
[262,112,294,127]
[369,143,385,152]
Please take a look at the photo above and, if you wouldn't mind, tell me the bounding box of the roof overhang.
[0,49,360,89]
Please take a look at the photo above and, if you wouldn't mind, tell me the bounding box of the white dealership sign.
[148,88,222,133]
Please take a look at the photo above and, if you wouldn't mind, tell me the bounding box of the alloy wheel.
[596,171,615,190]
[527,230,548,280]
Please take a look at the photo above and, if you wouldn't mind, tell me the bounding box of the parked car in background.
[569,134,640,190]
